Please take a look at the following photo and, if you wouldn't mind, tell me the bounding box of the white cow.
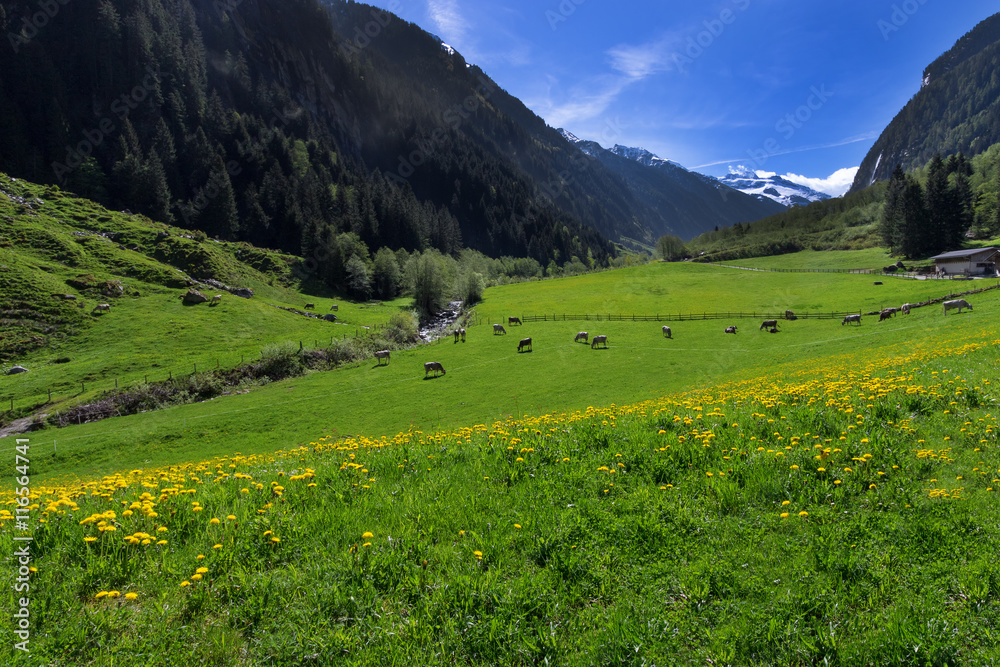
[92,303,111,314]
[375,350,390,365]
[493,323,507,335]
[424,361,445,377]
[943,299,972,315]
[211,294,222,305]
[591,335,608,349]
[842,314,861,326]
[575,331,588,343]
[901,303,911,315]
[662,326,672,339]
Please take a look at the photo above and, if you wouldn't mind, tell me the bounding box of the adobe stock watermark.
[50,66,160,183]
[13,438,33,653]
[745,84,833,169]
[546,0,587,31]
[669,0,751,74]
[7,0,71,54]
[877,0,930,41]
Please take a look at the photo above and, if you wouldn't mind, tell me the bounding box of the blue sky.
[366,0,998,196]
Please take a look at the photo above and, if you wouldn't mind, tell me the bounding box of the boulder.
[323,314,338,322]
[180,289,209,304]
[6,366,28,375]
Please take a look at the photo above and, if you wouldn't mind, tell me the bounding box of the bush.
[385,311,420,345]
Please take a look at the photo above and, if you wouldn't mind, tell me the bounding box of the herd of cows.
[407,297,977,378]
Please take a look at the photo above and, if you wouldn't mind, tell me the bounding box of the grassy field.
[726,248,899,270]
[475,261,977,320]
[2,315,999,664]
[3,259,996,487]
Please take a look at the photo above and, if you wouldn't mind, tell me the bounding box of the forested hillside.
[851,12,1000,190]
[0,0,621,294]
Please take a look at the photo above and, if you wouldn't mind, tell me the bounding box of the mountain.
[851,12,1000,191]
[1,0,681,289]
[559,133,786,240]
[715,166,831,207]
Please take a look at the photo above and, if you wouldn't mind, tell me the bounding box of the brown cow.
[508,316,522,325]
[517,337,532,352]
[424,361,445,377]
[591,334,608,349]
[375,350,390,365]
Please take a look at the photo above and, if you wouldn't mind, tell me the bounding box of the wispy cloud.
[427,0,469,43]
[606,36,682,80]
[528,75,630,129]
[691,132,877,169]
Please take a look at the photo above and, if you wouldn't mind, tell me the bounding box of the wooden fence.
[481,312,856,324]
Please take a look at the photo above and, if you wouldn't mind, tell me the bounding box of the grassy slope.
[0,174,411,418]
[2,311,999,665]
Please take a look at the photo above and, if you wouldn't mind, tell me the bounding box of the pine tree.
[899,176,929,258]
[881,165,907,251]
[924,154,951,253]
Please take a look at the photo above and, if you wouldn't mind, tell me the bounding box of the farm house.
[929,247,999,277]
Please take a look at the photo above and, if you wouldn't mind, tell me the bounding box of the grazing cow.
[493,323,507,335]
[901,303,912,315]
[330,304,339,311]
[460,328,466,342]
[453,329,460,343]
[575,331,589,343]
[518,337,532,352]
[943,299,972,315]
[879,310,893,322]
[92,303,111,314]
[760,319,777,331]
[591,334,608,349]
[424,361,445,377]
[211,294,222,306]
[785,310,796,321]
[769,327,778,334]
[842,314,861,326]
[508,316,521,326]
[375,350,390,365]
[304,303,315,310]
[322,314,338,322]
[724,326,737,334]
[662,326,672,339]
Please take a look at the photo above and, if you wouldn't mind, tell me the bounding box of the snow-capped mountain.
[557,130,787,240]
[609,145,685,170]
[715,166,830,207]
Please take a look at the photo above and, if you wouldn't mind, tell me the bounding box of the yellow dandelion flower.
[798,511,808,518]
[180,581,191,587]
[191,574,203,581]
[780,513,790,518]
[514,524,522,529]
[196,567,208,574]
[125,592,138,601]
[213,544,222,549]
[209,518,220,525]
[362,531,374,539]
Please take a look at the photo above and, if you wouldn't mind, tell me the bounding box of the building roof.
[929,247,998,261]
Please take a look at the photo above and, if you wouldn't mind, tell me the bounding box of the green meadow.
[4,257,996,487]
[2,285,999,665]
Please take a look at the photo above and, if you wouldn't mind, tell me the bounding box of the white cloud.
[607,39,676,80]
[780,167,859,197]
[427,0,469,43]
